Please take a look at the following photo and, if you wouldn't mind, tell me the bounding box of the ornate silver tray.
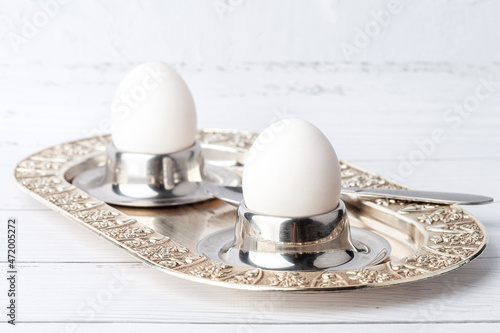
[14,129,488,292]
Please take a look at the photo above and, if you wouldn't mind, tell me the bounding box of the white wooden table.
[1,63,499,333]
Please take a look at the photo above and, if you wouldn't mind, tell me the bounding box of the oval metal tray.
[14,129,488,292]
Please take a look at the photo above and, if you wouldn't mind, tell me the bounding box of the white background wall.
[1,0,500,65]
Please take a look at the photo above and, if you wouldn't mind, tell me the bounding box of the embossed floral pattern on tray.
[14,130,488,291]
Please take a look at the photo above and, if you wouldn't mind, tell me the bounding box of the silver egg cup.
[198,199,391,271]
[73,140,240,207]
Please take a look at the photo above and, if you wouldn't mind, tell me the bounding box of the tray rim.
[13,129,488,292]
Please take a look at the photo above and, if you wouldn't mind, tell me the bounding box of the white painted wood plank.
[4,323,500,333]
[3,0,500,64]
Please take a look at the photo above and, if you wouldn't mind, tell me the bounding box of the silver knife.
[205,185,493,207]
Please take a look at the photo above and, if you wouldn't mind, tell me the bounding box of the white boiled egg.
[110,62,197,155]
[243,118,341,217]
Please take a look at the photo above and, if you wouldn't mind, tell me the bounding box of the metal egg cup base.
[198,200,391,271]
[198,227,390,271]
[73,164,239,207]
[73,140,241,207]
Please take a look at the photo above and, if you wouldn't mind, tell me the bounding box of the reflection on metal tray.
[14,129,488,292]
